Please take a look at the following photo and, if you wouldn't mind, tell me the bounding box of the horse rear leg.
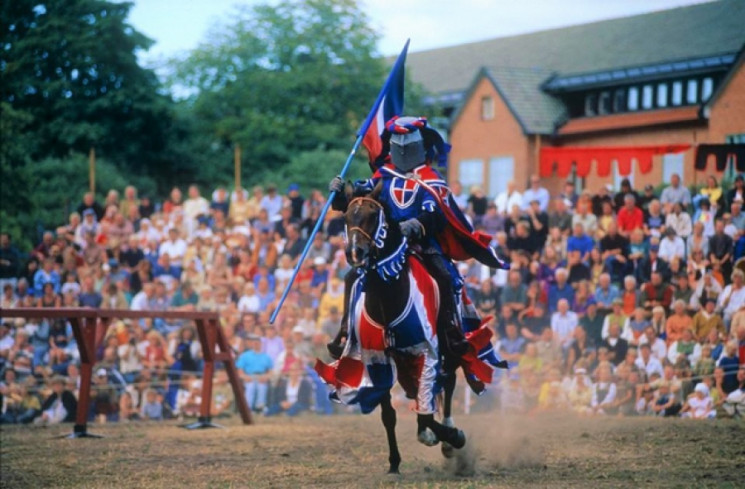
[381,394,401,474]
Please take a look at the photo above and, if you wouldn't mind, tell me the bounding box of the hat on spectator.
[313,256,327,266]
[291,325,305,335]
[108,258,119,268]
[585,297,596,307]
[287,183,299,193]
[83,208,95,217]
[694,383,709,396]
[96,368,107,377]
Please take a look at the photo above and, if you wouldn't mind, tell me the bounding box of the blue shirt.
[594,285,620,308]
[500,336,526,355]
[567,234,595,257]
[235,350,273,375]
[548,283,575,314]
[33,269,60,297]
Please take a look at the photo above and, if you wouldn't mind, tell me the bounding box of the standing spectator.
[260,184,283,223]
[726,175,745,208]
[236,335,273,412]
[0,234,21,291]
[617,195,644,237]
[526,199,549,249]
[709,219,734,283]
[76,191,105,221]
[522,175,550,212]
[548,198,573,235]
[659,174,692,209]
[613,178,640,211]
[494,181,522,216]
[467,186,488,226]
[183,185,210,236]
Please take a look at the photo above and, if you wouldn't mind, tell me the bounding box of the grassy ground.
[1,412,744,488]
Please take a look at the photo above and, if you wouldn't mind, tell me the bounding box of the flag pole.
[270,40,410,324]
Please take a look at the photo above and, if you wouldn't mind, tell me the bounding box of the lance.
[270,39,410,324]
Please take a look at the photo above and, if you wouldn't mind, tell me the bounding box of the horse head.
[344,181,386,269]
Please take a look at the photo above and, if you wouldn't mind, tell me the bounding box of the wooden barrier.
[0,308,252,437]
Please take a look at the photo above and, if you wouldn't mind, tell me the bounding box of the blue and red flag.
[360,40,408,163]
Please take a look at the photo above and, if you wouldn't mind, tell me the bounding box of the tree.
[169,0,386,184]
[1,0,179,176]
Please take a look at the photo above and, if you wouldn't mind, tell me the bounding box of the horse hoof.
[450,429,466,450]
[387,467,400,475]
[441,442,455,459]
[417,429,439,447]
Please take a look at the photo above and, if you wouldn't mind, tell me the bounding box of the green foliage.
[168,0,386,186]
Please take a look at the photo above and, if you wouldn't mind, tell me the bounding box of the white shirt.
[665,212,692,238]
[495,191,523,215]
[635,355,664,378]
[159,239,187,262]
[638,336,668,361]
[658,236,686,262]
[667,341,702,366]
[183,197,210,221]
[551,311,578,346]
[237,294,260,313]
[718,284,745,319]
[130,291,150,311]
[260,195,284,222]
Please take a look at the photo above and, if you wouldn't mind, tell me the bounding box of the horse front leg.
[380,393,401,474]
[440,356,458,458]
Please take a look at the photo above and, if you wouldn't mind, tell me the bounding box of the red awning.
[539,145,691,178]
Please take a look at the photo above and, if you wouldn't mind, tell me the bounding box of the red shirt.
[617,206,644,232]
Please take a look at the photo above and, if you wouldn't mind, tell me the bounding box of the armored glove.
[329,176,345,194]
[400,218,425,240]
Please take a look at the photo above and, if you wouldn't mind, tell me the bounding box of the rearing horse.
[316,189,469,474]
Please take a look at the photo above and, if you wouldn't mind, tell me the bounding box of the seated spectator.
[666,300,693,346]
[265,361,312,417]
[601,322,628,366]
[571,200,597,236]
[717,269,745,326]
[722,366,745,417]
[638,325,667,362]
[594,273,620,314]
[547,268,574,314]
[651,382,681,417]
[680,383,716,419]
[658,228,685,264]
[600,222,630,283]
[665,202,692,240]
[667,328,701,366]
[590,362,617,415]
[567,366,593,414]
[601,299,628,341]
[641,271,674,313]
[501,270,527,317]
[625,307,650,346]
[498,323,525,364]
[692,298,725,342]
[36,376,77,425]
[617,195,644,238]
[551,299,578,351]
[717,341,740,394]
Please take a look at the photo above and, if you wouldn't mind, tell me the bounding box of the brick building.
[406,0,745,197]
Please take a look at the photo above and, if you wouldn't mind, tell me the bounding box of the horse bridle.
[346,197,387,251]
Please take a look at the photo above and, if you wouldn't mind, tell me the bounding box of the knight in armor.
[329,116,508,357]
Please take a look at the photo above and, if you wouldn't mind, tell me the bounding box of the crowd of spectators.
[1,173,744,426]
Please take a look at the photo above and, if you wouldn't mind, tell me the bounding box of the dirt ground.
[1,411,744,489]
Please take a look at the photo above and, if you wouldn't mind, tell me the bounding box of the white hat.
[313,256,327,266]
[96,368,107,377]
[694,383,709,396]
[292,325,305,335]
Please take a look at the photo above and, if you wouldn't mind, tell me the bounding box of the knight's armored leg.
[327,269,356,360]
[421,253,470,357]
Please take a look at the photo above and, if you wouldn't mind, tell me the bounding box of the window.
[642,85,654,109]
[671,81,683,106]
[598,91,611,114]
[627,87,639,111]
[613,89,626,112]
[663,153,684,183]
[701,77,714,102]
[657,83,668,108]
[584,93,597,116]
[726,134,745,179]
[481,96,494,120]
[488,156,515,197]
[686,79,698,104]
[458,159,483,190]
